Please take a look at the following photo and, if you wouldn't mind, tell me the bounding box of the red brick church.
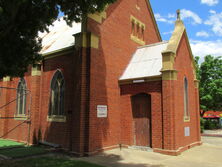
[0,0,201,156]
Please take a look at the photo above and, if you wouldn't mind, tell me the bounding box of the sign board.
[184,127,190,137]
[133,79,145,83]
[97,105,108,118]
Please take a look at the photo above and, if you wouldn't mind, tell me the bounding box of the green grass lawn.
[0,139,24,149]
[0,146,47,158]
[0,157,105,167]
[0,139,46,158]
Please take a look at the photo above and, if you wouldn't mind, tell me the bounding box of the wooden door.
[131,93,151,147]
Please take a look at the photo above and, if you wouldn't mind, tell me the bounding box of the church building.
[0,0,201,156]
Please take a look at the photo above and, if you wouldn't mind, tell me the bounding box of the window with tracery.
[16,78,27,115]
[49,70,65,116]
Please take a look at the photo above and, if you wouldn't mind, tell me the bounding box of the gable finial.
[177,9,181,20]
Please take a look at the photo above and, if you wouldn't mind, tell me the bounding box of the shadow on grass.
[0,145,47,158]
[0,139,164,167]
[0,155,164,167]
[0,157,105,167]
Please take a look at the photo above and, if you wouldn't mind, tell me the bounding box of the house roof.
[203,111,222,118]
[39,18,81,55]
[119,41,168,81]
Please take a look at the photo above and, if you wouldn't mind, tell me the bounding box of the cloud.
[201,0,219,6]
[209,10,216,14]
[155,13,168,22]
[181,9,202,24]
[190,40,222,61]
[167,14,176,19]
[154,13,174,24]
[205,12,222,36]
[155,9,202,25]
[196,31,210,37]
[162,31,173,35]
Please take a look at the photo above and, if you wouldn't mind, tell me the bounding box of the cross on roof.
[177,9,181,20]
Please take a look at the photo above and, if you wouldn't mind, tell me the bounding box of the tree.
[0,0,116,78]
[196,55,222,116]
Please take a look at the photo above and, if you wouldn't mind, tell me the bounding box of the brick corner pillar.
[29,64,42,145]
[161,51,178,151]
[73,20,100,155]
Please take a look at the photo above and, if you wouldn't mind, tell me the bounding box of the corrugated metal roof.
[119,41,168,81]
[39,18,81,55]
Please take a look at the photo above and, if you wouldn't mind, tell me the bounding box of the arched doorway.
[131,93,151,147]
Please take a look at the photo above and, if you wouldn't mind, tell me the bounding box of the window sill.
[184,116,190,122]
[14,114,28,121]
[130,34,145,45]
[47,115,66,123]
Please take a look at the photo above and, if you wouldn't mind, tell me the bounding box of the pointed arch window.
[184,77,190,121]
[16,78,27,115]
[49,70,65,116]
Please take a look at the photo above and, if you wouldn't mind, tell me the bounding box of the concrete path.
[78,137,222,167]
[204,130,222,135]
[202,129,222,137]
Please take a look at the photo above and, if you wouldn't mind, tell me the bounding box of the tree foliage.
[196,55,222,115]
[0,0,116,78]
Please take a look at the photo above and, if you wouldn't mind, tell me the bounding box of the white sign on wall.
[184,127,190,137]
[97,105,108,118]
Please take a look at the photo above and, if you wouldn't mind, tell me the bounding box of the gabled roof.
[39,18,81,55]
[119,41,168,81]
[163,20,185,54]
[161,19,197,80]
[203,111,222,118]
[146,0,162,41]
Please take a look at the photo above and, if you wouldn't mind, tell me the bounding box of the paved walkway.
[78,136,222,167]
[202,129,222,137]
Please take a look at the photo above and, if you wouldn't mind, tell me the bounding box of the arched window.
[16,78,27,115]
[49,70,65,116]
[184,77,189,120]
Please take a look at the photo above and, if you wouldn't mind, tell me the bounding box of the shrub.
[200,118,205,133]
[204,119,220,130]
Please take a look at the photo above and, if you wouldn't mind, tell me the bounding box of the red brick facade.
[0,0,201,156]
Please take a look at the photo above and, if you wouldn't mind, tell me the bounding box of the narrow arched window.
[49,70,65,116]
[131,21,135,35]
[184,77,189,119]
[16,78,27,115]
[141,26,145,40]
[136,23,140,37]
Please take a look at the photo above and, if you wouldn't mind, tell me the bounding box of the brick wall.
[0,51,83,152]
[86,0,161,153]
[39,52,81,151]
[120,81,163,149]
[172,33,201,150]
[0,73,32,143]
